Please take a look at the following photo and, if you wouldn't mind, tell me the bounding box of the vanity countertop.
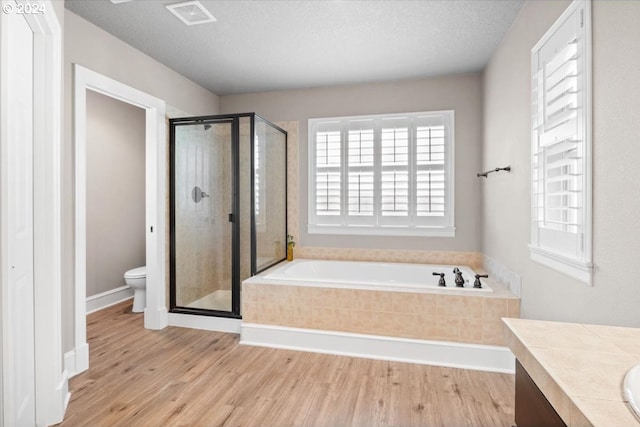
[503,318,640,427]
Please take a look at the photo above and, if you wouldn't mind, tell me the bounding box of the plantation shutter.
[312,121,342,224]
[347,120,374,225]
[254,134,265,229]
[416,116,447,219]
[530,0,592,283]
[380,118,410,223]
[309,111,455,236]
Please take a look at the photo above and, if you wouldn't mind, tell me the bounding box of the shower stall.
[169,113,287,318]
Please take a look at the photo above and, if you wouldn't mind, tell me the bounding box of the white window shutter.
[380,123,409,220]
[347,122,375,221]
[416,121,446,218]
[313,126,342,220]
[530,0,592,284]
[254,134,264,227]
[308,111,455,236]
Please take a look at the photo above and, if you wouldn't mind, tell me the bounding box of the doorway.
[73,65,167,376]
[85,91,146,312]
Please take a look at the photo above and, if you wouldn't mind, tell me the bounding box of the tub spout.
[432,272,446,287]
[453,268,465,287]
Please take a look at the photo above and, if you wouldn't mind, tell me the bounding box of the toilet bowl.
[124,266,146,313]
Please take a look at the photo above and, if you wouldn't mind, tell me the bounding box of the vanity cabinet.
[515,360,566,427]
[506,318,640,426]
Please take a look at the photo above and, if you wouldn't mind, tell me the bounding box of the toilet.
[124,266,146,313]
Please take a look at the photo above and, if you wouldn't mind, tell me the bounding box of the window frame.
[308,110,455,237]
[529,0,593,284]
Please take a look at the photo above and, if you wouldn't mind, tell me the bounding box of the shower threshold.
[186,290,232,312]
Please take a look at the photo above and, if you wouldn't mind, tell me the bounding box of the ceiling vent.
[166,1,216,26]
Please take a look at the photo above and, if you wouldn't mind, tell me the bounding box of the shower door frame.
[169,116,241,318]
[251,115,289,275]
[169,113,288,319]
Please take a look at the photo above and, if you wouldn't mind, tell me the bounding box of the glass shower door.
[171,119,233,314]
[254,117,287,272]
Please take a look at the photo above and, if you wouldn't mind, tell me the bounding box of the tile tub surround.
[242,267,519,347]
[295,247,484,270]
[504,318,640,427]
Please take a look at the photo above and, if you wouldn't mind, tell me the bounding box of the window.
[254,132,266,232]
[530,0,592,284]
[308,111,454,236]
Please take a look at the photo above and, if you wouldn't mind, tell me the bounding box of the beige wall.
[63,10,219,352]
[220,74,484,253]
[86,91,145,297]
[51,0,64,30]
[482,0,640,327]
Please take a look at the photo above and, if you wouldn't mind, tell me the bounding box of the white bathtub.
[261,259,492,293]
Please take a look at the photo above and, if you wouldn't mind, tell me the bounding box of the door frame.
[0,0,66,424]
[73,65,168,375]
[168,117,241,318]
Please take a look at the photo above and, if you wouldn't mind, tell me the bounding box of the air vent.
[166,1,216,26]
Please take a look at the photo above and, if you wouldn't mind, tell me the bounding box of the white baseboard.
[64,350,75,377]
[64,343,90,378]
[86,285,133,314]
[36,368,70,425]
[145,306,169,330]
[56,369,71,424]
[168,312,241,334]
[241,323,515,374]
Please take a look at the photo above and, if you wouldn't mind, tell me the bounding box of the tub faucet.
[432,272,446,287]
[474,274,489,289]
[453,268,465,287]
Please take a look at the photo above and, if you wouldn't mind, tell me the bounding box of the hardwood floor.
[58,300,515,426]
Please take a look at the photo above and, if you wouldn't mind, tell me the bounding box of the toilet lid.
[124,266,146,279]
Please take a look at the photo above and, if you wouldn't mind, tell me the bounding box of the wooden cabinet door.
[515,360,566,427]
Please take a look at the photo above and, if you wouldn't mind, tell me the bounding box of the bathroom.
[78,1,639,422]
[85,90,147,314]
[3,0,640,425]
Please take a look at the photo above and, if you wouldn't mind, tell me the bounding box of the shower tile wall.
[297,247,483,269]
[175,124,232,306]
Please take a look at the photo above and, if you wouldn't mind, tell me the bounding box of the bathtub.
[261,259,492,293]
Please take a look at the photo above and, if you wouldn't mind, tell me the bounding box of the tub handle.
[474,274,489,289]
[432,272,446,287]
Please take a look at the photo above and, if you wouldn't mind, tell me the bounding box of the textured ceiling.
[65,0,524,96]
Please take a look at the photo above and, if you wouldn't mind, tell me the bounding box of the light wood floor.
[58,300,515,427]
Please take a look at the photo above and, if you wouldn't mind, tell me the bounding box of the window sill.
[528,244,593,285]
[307,224,455,237]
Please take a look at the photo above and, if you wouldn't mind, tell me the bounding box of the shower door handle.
[192,186,209,203]
[228,213,234,223]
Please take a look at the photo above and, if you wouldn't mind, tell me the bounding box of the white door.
[1,4,36,426]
